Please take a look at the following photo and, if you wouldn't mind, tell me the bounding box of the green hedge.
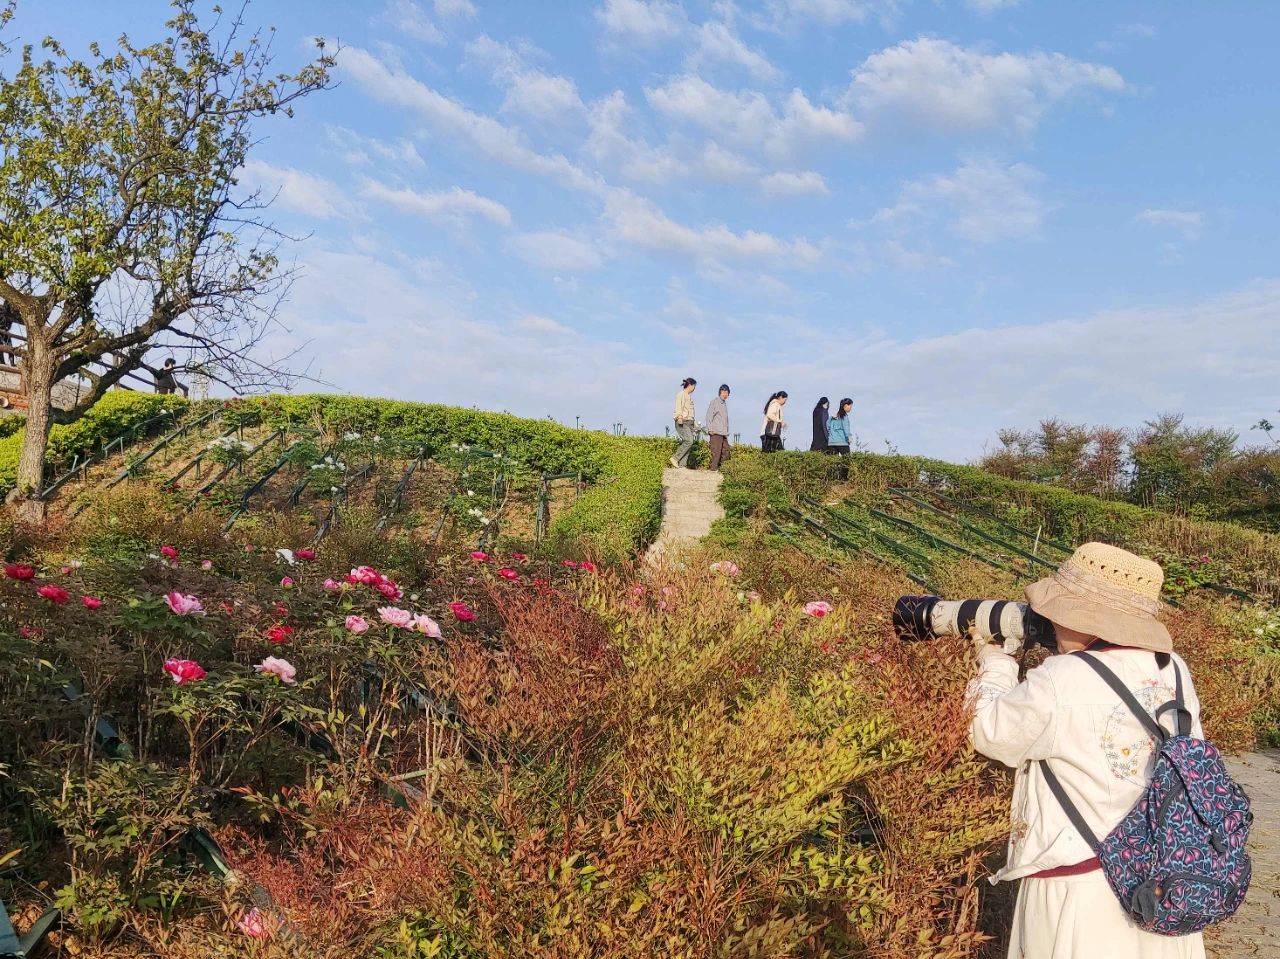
[0,415,24,441]
[243,394,604,478]
[545,435,669,563]
[721,448,1280,596]
[244,394,672,562]
[0,392,185,497]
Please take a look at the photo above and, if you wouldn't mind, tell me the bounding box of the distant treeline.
[979,413,1280,532]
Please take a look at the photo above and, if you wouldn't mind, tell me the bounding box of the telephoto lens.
[892,595,1056,651]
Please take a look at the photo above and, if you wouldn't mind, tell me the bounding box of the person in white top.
[760,390,787,452]
[670,377,698,468]
[969,542,1205,959]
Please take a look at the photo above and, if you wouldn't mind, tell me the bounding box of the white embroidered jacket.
[968,644,1202,882]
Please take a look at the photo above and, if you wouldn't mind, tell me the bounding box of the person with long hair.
[826,398,854,454]
[809,397,829,452]
[761,391,787,452]
[670,377,698,468]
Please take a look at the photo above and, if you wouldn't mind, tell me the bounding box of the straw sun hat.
[1024,542,1172,653]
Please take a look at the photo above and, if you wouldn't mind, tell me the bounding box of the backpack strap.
[1038,760,1103,853]
[1074,652,1167,742]
[1155,660,1195,737]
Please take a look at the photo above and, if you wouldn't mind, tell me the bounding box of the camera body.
[893,595,1057,652]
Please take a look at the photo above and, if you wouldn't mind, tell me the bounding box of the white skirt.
[1008,871,1206,959]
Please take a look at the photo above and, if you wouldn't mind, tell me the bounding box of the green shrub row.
[720,448,1280,596]
[242,394,604,478]
[545,435,670,563]
[0,415,24,441]
[0,392,186,497]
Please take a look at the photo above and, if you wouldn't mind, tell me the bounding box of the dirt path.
[644,467,724,565]
[1208,750,1279,957]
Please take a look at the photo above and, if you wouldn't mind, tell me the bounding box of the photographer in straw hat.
[968,542,1206,959]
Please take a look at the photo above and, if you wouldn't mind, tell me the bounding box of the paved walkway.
[1208,750,1279,957]
[644,467,724,565]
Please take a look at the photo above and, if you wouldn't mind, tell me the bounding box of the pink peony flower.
[37,584,70,604]
[279,576,294,588]
[411,614,442,638]
[265,624,293,645]
[323,578,342,591]
[201,559,214,571]
[349,566,381,586]
[498,568,519,581]
[81,595,103,610]
[164,592,204,616]
[378,606,413,628]
[709,560,741,577]
[295,548,316,561]
[237,906,270,940]
[345,614,369,634]
[804,601,833,618]
[162,658,206,684]
[449,601,476,622]
[4,563,35,581]
[470,550,489,562]
[254,656,297,685]
[160,545,179,562]
[630,584,646,596]
[375,580,402,600]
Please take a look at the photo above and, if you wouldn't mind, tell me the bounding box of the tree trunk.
[8,338,54,522]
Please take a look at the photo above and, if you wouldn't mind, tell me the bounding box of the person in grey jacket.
[704,384,731,470]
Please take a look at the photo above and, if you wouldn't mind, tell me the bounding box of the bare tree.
[0,0,334,519]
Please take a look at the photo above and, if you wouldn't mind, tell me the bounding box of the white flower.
[276,548,296,566]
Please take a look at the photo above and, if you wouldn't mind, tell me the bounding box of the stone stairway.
[644,467,724,565]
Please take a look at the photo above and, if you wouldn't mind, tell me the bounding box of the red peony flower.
[470,550,489,562]
[577,561,597,573]
[561,560,579,569]
[160,545,179,561]
[448,600,476,622]
[4,563,36,581]
[81,595,103,610]
[295,548,316,561]
[162,658,206,684]
[510,552,527,563]
[265,624,294,645]
[37,584,70,604]
[498,568,519,581]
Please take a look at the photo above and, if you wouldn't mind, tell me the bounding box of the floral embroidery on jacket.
[1099,680,1171,784]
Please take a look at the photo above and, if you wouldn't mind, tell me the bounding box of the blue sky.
[12,1,1280,459]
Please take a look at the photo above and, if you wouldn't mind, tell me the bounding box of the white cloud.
[434,0,477,18]
[965,0,1021,13]
[687,21,782,83]
[596,0,687,47]
[847,38,1124,137]
[873,158,1047,243]
[758,0,899,29]
[326,126,425,169]
[239,159,353,220]
[1135,208,1204,239]
[645,75,862,161]
[760,170,829,196]
[509,231,606,271]
[466,36,585,122]
[603,190,822,267]
[360,180,513,226]
[342,47,604,196]
[586,90,760,185]
[516,313,573,335]
[384,0,445,44]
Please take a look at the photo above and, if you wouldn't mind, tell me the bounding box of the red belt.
[1031,857,1101,879]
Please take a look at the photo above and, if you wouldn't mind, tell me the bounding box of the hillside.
[1,391,1277,958]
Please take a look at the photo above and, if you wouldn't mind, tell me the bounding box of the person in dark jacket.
[704,384,731,471]
[809,397,829,452]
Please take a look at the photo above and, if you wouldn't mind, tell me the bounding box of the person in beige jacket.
[969,543,1205,959]
[670,377,698,468]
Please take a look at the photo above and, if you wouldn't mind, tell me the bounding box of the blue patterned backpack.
[1039,651,1253,935]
